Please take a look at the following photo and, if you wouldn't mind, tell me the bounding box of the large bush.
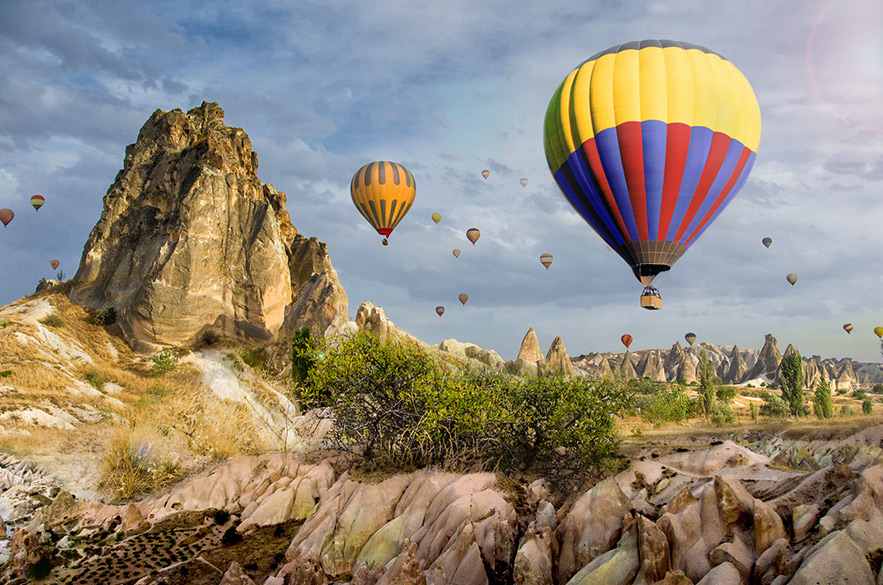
[813,378,834,419]
[779,351,805,416]
[302,332,628,477]
[638,384,699,426]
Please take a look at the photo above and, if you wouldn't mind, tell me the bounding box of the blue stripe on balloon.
[555,167,620,247]
[562,148,625,245]
[678,137,744,242]
[641,120,667,241]
[594,127,639,241]
[686,151,756,247]
[664,126,713,241]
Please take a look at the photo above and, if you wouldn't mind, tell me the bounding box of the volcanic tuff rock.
[543,336,574,376]
[746,333,782,383]
[517,327,544,363]
[68,102,347,351]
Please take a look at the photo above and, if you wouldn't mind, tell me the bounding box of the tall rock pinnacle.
[69,102,347,350]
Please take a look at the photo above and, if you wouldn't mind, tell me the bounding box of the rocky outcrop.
[725,346,748,384]
[746,334,782,383]
[68,102,347,351]
[663,343,697,383]
[543,336,573,376]
[517,328,544,363]
[636,351,666,383]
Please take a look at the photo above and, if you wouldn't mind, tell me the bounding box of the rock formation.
[68,102,347,351]
[517,327,544,363]
[746,334,782,383]
[543,336,574,376]
[725,345,748,384]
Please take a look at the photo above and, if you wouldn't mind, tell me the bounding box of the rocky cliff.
[68,102,347,351]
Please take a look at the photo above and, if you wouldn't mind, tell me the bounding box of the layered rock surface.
[68,102,347,351]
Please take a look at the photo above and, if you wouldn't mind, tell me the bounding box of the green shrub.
[813,378,834,419]
[213,509,231,525]
[0,370,11,378]
[303,332,628,477]
[862,399,873,415]
[716,386,737,402]
[872,384,883,395]
[852,390,867,400]
[638,385,699,426]
[89,307,117,326]
[710,399,736,426]
[750,402,758,421]
[840,404,857,417]
[0,320,9,328]
[759,392,790,418]
[85,367,108,391]
[150,349,178,376]
[238,347,268,370]
[221,525,242,546]
[291,327,314,385]
[39,313,65,327]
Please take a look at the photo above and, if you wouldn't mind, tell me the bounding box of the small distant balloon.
[874,326,883,339]
[435,306,445,317]
[458,293,468,305]
[431,213,441,224]
[685,332,697,346]
[0,209,13,227]
[520,178,528,188]
[621,334,633,349]
[30,195,45,211]
[539,253,553,269]
[481,170,490,179]
[466,228,480,245]
[843,323,853,334]
[452,248,461,258]
[50,259,60,270]
[786,273,798,286]
[762,237,772,248]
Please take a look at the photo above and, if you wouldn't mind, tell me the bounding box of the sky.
[1,0,882,362]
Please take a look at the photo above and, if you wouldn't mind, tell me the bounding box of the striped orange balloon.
[30,195,45,211]
[621,334,633,349]
[350,161,416,242]
[540,253,553,269]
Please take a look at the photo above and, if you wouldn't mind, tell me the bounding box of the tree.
[698,350,717,421]
[812,377,833,419]
[863,399,873,415]
[779,350,805,417]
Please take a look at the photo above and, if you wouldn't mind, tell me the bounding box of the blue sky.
[1,0,882,361]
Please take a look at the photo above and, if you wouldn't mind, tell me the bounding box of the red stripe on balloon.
[658,123,691,239]
[673,132,730,242]
[684,146,752,246]
[582,138,631,242]
[616,121,648,240]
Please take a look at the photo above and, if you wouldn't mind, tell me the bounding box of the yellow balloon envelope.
[431,212,441,224]
[540,253,553,269]
[481,170,490,179]
[351,161,416,241]
[875,326,883,339]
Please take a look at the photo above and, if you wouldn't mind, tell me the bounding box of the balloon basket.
[640,287,662,310]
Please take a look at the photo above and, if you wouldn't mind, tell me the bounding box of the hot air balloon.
[50,260,60,270]
[351,161,416,244]
[0,209,13,227]
[459,293,469,305]
[544,40,762,311]
[786,273,798,286]
[520,178,529,188]
[621,334,633,349]
[30,195,45,211]
[762,237,772,248]
[436,306,445,317]
[452,248,461,258]
[843,323,853,334]
[481,170,490,179]
[466,228,481,245]
[683,332,696,346]
[874,326,883,339]
[540,253,554,269]
[432,212,441,224]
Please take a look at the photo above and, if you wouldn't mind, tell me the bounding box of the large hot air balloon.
[30,195,45,211]
[351,161,416,244]
[685,332,697,346]
[452,248,461,258]
[544,40,762,311]
[540,253,554,269]
[435,306,445,317]
[0,209,13,227]
[431,213,441,224]
[50,260,60,270]
[786,273,798,286]
[874,326,883,339]
[466,228,481,245]
[621,334,633,349]
[520,178,529,188]
[843,323,853,334]
[459,293,469,305]
[481,170,490,179]
[762,237,772,248]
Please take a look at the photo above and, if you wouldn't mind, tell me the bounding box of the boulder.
[694,561,740,585]
[788,530,874,585]
[219,561,257,585]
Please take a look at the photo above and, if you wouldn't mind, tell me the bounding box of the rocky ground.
[2,419,883,585]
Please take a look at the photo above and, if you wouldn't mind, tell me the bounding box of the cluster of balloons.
[2,194,60,274]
